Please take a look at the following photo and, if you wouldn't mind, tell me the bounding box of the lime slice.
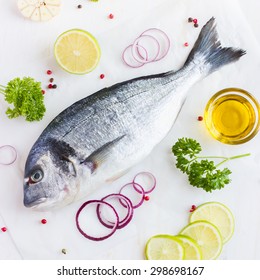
[175,235,202,260]
[54,29,101,74]
[145,234,184,260]
[180,221,222,260]
[190,202,234,243]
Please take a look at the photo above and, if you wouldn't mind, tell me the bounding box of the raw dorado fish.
[23,18,245,210]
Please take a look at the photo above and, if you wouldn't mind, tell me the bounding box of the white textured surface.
[0,0,260,259]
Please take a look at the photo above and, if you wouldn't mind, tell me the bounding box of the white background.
[0,0,260,260]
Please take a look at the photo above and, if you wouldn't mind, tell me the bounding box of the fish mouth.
[24,197,47,208]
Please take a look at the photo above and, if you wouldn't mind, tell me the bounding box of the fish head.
[23,139,81,210]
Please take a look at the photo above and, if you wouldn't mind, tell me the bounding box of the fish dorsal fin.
[81,135,126,173]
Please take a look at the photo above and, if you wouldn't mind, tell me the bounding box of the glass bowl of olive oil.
[204,88,260,144]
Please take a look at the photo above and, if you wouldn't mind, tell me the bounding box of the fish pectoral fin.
[81,135,126,174]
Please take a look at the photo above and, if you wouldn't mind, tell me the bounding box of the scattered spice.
[189,205,197,212]
[184,42,189,47]
[1,227,7,232]
[61,248,67,254]
[45,71,58,91]
[197,116,203,121]
[108,13,114,19]
[41,219,47,224]
[77,4,82,9]
[42,90,45,95]
[144,196,150,201]
[187,17,199,28]
[100,74,105,79]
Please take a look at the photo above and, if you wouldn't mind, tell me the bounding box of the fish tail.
[185,17,246,75]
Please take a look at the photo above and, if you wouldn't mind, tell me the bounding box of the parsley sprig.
[172,137,250,192]
[0,77,46,122]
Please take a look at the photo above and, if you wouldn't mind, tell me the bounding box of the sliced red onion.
[122,45,147,68]
[75,173,157,241]
[76,200,119,241]
[133,172,156,194]
[140,28,171,61]
[119,182,145,209]
[131,35,160,64]
[122,28,170,68]
[97,193,134,229]
[0,145,17,165]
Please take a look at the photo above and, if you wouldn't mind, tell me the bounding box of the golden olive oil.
[204,89,260,144]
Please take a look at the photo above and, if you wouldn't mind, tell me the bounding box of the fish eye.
[30,169,44,183]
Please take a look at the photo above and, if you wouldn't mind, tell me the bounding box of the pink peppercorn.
[47,70,52,75]
[189,205,197,212]
[42,90,45,95]
[197,116,203,121]
[100,74,105,79]
[1,227,7,232]
[41,219,47,224]
[108,13,114,19]
[48,84,53,89]
[144,196,150,201]
[184,42,189,47]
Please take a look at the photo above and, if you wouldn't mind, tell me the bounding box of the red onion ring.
[133,172,156,194]
[76,200,119,241]
[97,193,134,229]
[119,182,145,209]
[122,45,147,68]
[122,28,170,68]
[131,35,160,63]
[140,28,171,61]
[0,145,17,165]
[75,173,156,241]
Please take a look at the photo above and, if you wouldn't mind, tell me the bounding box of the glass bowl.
[204,88,260,145]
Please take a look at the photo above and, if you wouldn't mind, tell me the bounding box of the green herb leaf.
[172,137,201,159]
[188,161,231,192]
[2,77,45,122]
[171,137,249,192]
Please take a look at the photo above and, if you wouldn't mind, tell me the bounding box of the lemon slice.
[190,202,234,243]
[145,234,184,260]
[180,221,222,260]
[54,29,101,74]
[175,235,202,260]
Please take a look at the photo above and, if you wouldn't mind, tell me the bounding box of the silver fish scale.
[43,74,187,160]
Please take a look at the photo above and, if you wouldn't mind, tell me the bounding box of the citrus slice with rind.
[180,221,223,260]
[54,29,101,74]
[145,234,184,260]
[190,202,234,243]
[17,0,61,21]
[175,234,202,260]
